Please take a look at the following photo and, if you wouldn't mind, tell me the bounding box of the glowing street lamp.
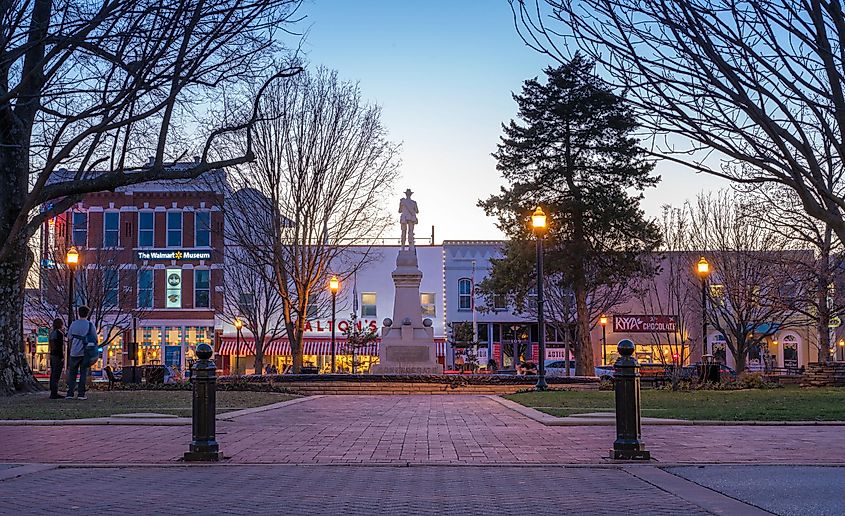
[600,314,608,365]
[234,317,243,375]
[329,275,340,373]
[532,207,548,390]
[696,257,711,359]
[66,246,79,327]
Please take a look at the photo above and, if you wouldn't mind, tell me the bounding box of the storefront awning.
[217,337,446,357]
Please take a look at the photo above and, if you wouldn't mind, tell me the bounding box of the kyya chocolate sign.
[137,250,211,261]
[613,315,678,333]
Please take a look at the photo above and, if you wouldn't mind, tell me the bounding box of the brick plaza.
[1,395,843,465]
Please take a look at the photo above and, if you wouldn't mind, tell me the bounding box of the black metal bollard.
[184,343,222,461]
[611,339,650,460]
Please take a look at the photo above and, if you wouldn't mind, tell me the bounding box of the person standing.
[66,305,97,400]
[48,318,66,399]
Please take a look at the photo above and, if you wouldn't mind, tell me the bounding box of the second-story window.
[361,293,377,317]
[493,294,507,310]
[137,269,153,308]
[420,292,436,317]
[72,212,88,247]
[458,278,472,310]
[194,269,210,308]
[138,211,154,247]
[195,211,211,247]
[167,211,182,247]
[103,212,120,247]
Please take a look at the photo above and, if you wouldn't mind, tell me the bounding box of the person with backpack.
[48,318,66,399]
[66,305,98,400]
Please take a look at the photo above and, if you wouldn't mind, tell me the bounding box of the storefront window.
[783,335,799,369]
[164,326,183,371]
[138,326,162,364]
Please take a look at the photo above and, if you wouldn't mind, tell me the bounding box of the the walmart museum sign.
[136,250,212,261]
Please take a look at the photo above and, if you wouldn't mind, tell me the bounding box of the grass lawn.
[0,390,298,420]
[506,386,845,421]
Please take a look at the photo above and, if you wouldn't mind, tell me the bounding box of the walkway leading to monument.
[1,395,844,465]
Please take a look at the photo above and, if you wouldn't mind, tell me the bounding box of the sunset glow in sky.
[300,0,729,241]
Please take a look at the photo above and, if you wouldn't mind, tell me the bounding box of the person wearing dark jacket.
[48,318,65,399]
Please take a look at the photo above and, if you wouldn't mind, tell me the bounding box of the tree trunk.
[254,336,265,375]
[0,245,41,395]
[732,338,747,374]
[573,277,594,376]
[816,229,832,363]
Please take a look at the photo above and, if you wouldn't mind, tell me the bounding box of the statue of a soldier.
[399,188,418,251]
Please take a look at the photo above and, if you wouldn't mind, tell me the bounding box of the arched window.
[458,278,472,311]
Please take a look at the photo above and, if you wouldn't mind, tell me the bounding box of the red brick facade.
[42,173,225,371]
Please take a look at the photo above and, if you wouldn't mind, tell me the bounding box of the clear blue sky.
[298,0,728,241]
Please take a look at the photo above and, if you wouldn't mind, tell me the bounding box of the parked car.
[545,359,576,377]
[545,360,613,378]
[594,365,614,381]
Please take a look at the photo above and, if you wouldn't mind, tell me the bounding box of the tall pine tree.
[480,54,661,375]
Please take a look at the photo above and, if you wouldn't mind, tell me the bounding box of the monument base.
[373,248,442,375]
[370,326,442,375]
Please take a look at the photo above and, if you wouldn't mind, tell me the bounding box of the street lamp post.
[66,247,79,328]
[234,317,243,375]
[329,275,339,373]
[532,207,548,391]
[600,315,608,365]
[696,257,711,360]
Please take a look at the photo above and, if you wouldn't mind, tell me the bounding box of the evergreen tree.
[479,55,661,375]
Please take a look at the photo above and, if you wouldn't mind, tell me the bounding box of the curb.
[624,466,772,515]
[0,396,315,426]
[0,417,191,427]
[3,461,844,469]
[218,395,318,420]
[485,395,845,426]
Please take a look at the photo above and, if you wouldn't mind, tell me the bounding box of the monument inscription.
[386,346,430,363]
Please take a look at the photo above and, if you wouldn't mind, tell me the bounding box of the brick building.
[40,164,225,373]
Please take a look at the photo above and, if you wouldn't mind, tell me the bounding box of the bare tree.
[634,207,699,387]
[226,67,400,373]
[222,237,287,375]
[511,1,845,246]
[688,192,807,373]
[0,0,303,395]
[743,185,845,363]
[26,243,145,357]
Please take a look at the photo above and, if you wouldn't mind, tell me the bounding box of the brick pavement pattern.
[1,395,844,464]
[0,465,712,515]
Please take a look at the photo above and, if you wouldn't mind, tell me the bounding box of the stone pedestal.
[371,250,442,375]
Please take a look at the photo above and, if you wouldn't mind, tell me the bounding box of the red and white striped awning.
[217,337,447,357]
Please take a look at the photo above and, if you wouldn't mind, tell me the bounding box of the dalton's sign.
[613,315,678,333]
[137,250,211,261]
